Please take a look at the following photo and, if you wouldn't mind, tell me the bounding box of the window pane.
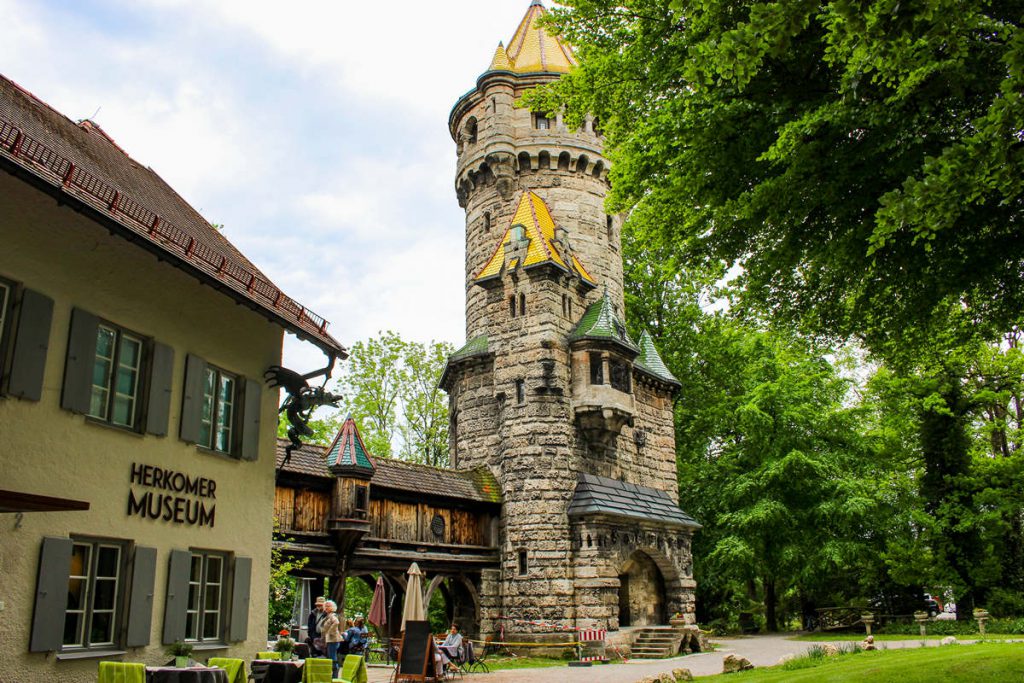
[204,584,220,612]
[112,394,133,426]
[63,611,84,647]
[186,612,199,641]
[200,369,216,448]
[119,336,141,368]
[190,555,203,582]
[90,611,114,645]
[69,544,91,579]
[95,327,115,360]
[66,578,86,611]
[90,327,117,420]
[203,611,219,639]
[215,376,234,452]
[206,556,223,584]
[93,578,116,610]
[96,546,120,577]
[0,282,9,342]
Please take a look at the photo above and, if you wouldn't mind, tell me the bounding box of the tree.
[269,522,309,636]
[332,331,453,464]
[526,0,1024,357]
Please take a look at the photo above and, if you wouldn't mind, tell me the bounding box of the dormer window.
[511,224,526,242]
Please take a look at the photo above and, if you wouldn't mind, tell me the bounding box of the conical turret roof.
[491,1,577,74]
[325,416,375,476]
[635,330,681,387]
[475,191,596,285]
[569,289,639,353]
[489,42,513,71]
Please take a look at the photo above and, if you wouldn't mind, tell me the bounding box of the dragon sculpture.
[265,356,343,465]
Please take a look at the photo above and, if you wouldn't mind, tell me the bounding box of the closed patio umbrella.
[368,575,387,628]
[401,562,425,631]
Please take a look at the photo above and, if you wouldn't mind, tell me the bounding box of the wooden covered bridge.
[273,418,502,638]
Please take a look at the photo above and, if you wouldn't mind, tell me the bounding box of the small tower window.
[534,113,551,130]
[610,359,632,393]
[483,211,492,232]
[466,117,478,144]
[568,298,573,318]
[509,295,516,318]
[518,550,529,575]
[562,294,568,317]
[606,215,614,240]
[354,485,368,514]
[590,352,604,385]
[519,293,526,316]
[516,379,525,404]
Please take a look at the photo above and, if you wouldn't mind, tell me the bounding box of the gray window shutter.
[125,546,157,647]
[240,378,262,461]
[145,343,175,437]
[30,537,72,652]
[61,308,99,414]
[179,354,207,444]
[228,556,252,642]
[8,288,54,401]
[162,550,191,644]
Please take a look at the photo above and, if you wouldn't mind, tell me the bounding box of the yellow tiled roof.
[496,0,577,74]
[489,42,513,71]
[475,191,596,285]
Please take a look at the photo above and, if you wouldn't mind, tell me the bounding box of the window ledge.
[189,642,229,651]
[195,446,243,463]
[57,648,128,660]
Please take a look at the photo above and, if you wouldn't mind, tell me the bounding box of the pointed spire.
[499,0,577,74]
[489,42,513,71]
[325,416,375,477]
[635,330,681,387]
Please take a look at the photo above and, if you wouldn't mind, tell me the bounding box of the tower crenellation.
[442,1,698,637]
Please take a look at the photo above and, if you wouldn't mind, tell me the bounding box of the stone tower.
[442,1,699,636]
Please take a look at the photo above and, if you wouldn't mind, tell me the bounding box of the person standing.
[321,600,344,677]
[306,596,326,655]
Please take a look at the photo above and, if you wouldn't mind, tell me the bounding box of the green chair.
[256,651,282,660]
[302,657,334,683]
[97,661,146,683]
[207,657,245,683]
[335,654,368,683]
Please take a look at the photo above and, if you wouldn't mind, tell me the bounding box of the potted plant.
[669,612,687,627]
[275,629,296,659]
[165,640,194,668]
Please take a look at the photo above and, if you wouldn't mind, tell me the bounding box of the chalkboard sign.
[398,620,435,681]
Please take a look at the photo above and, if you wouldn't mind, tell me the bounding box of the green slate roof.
[568,473,701,529]
[325,417,375,474]
[450,334,490,362]
[634,330,681,387]
[569,290,639,353]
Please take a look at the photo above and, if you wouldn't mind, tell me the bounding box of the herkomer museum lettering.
[127,462,216,527]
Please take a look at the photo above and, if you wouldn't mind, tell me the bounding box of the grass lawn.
[483,655,573,670]
[789,632,1022,641]
[699,642,1024,682]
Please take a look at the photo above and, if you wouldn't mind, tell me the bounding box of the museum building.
[0,74,344,681]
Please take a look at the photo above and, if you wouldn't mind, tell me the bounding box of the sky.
[0,0,542,373]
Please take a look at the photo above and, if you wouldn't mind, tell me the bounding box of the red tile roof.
[0,75,344,355]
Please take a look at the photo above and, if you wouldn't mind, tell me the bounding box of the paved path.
[363,634,980,682]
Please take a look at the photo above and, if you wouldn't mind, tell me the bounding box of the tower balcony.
[573,383,635,440]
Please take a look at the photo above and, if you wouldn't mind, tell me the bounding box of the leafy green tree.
[269,522,309,636]
[276,413,342,447]
[526,0,1024,358]
[399,340,455,467]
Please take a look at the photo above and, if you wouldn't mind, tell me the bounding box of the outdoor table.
[146,665,229,683]
[250,659,304,683]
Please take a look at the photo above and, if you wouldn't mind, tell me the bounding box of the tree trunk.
[764,577,778,632]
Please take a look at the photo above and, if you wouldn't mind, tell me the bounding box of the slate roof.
[0,75,343,355]
[634,330,681,387]
[475,191,595,285]
[494,1,577,75]
[275,438,501,505]
[569,290,639,353]
[567,473,700,529]
[450,335,490,363]
[325,417,375,473]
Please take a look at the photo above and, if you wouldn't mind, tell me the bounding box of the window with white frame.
[64,539,125,650]
[185,552,225,642]
[0,278,11,350]
[89,324,145,428]
[200,367,236,453]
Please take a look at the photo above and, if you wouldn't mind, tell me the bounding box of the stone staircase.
[629,627,681,659]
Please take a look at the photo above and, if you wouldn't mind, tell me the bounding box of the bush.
[987,590,1024,618]
[877,617,1024,635]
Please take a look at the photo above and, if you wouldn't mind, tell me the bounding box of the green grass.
[789,632,1023,641]
[482,655,573,670]
[699,642,1024,682]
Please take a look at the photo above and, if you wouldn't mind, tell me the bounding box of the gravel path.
[364,633,955,682]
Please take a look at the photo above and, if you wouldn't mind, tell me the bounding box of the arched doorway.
[423,575,481,638]
[618,551,667,626]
